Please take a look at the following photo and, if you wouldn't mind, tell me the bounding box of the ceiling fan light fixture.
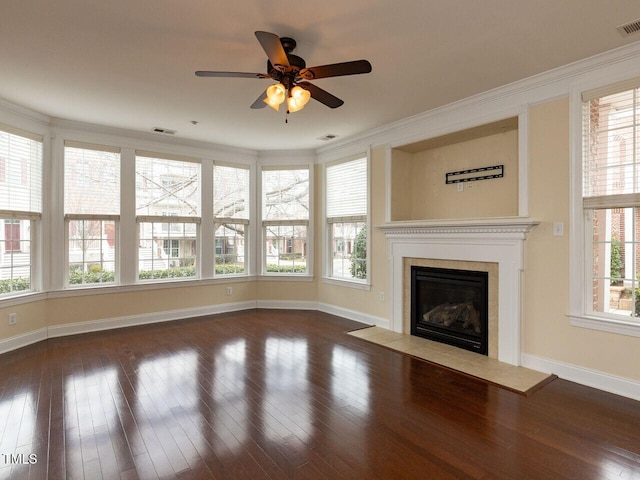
[264,83,286,110]
[287,86,311,113]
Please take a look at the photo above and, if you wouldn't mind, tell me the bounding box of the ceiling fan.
[196,31,372,114]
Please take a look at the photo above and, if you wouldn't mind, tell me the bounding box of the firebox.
[411,266,488,355]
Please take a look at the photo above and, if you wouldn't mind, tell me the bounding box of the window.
[262,167,309,274]
[136,153,200,280]
[64,143,120,286]
[213,164,250,275]
[580,81,640,324]
[0,126,42,295]
[326,156,368,281]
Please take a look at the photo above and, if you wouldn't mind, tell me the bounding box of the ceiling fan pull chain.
[285,110,289,124]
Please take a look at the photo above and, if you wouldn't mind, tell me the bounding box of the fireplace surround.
[380,219,538,366]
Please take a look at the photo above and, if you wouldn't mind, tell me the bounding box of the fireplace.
[381,220,538,365]
[411,266,489,354]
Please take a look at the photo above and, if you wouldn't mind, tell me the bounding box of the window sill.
[258,274,314,282]
[0,291,47,307]
[49,276,258,298]
[321,277,371,290]
[569,313,640,338]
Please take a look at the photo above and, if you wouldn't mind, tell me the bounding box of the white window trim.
[0,215,40,298]
[569,77,640,337]
[134,152,202,283]
[212,160,251,270]
[135,219,200,282]
[213,218,250,278]
[64,215,120,288]
[258,163,314,278]
[0,125,44,297]
[322,152,371,287]
[41,129,263,293]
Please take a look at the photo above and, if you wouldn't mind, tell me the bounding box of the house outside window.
[213,163,250,276]
[578,81,640,327]
[64,142,120,286]
[325,156,368,281]
[4,220,21,252]
[0,126,42,295]
[261,167,309,274]
[136,153,200,281]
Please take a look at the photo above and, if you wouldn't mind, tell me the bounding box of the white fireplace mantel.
[379,218,539,366]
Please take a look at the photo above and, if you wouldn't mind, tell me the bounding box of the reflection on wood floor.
[0,309,639,479]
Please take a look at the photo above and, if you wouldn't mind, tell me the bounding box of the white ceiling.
[2,1,640,151]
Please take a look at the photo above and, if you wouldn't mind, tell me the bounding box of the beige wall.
[46,281,257,327]
[391,131,519,221]
[256,279,317,303]
[390,149,413,221]
[0,300,47,338]
[524,98,640,381]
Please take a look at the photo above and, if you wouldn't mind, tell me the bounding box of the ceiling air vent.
[152,127,177,135]
[617,19,640,37]
[318,134,338,141]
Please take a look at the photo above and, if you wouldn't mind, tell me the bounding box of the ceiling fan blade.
[255,31,290,70]
[298,60,372,80]
[195,71,271,79]
[298,82,344,108]
[250,90,268,109]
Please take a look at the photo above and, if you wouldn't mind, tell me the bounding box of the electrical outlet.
[226,286,233,296]
[379,291,385,302]
[8,313,16,326]
[457,183,463,192]
[553,222,564,236]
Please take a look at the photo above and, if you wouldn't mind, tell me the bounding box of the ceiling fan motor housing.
[279,37,297,53]
[267,53,306,77]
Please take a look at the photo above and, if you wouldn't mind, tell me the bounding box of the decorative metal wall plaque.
[445,165,504,184]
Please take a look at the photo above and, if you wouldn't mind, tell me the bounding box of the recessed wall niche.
[390,117,519,221]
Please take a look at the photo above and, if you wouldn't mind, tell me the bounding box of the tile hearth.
[347,326,555,394]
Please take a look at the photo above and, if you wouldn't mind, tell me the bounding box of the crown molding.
[49,117,258,162]
[0,97,51,135]
[318,40,640,156]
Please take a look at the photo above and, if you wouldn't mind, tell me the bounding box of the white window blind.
[326,157,367,218]
[136,155,201,217]
[262,168,309,221]
[0,128,42,213]
[583,84,640,209]
[214,164,250,220]
[64,143,120,215]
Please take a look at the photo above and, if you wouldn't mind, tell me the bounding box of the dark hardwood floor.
[0,309,639,479]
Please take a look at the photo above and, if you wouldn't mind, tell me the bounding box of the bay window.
[261,167,309,274]
[325,156,368,281]
[0,126,42,295]
[213,163,250,275]
[64,142,120,286]
[136,153,200,281]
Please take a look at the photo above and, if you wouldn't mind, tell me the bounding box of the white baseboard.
[0,327,48,355]
[522,353,640,402]
[256,300,318,310]
[47,300,257,339]
[318,302,389,329]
